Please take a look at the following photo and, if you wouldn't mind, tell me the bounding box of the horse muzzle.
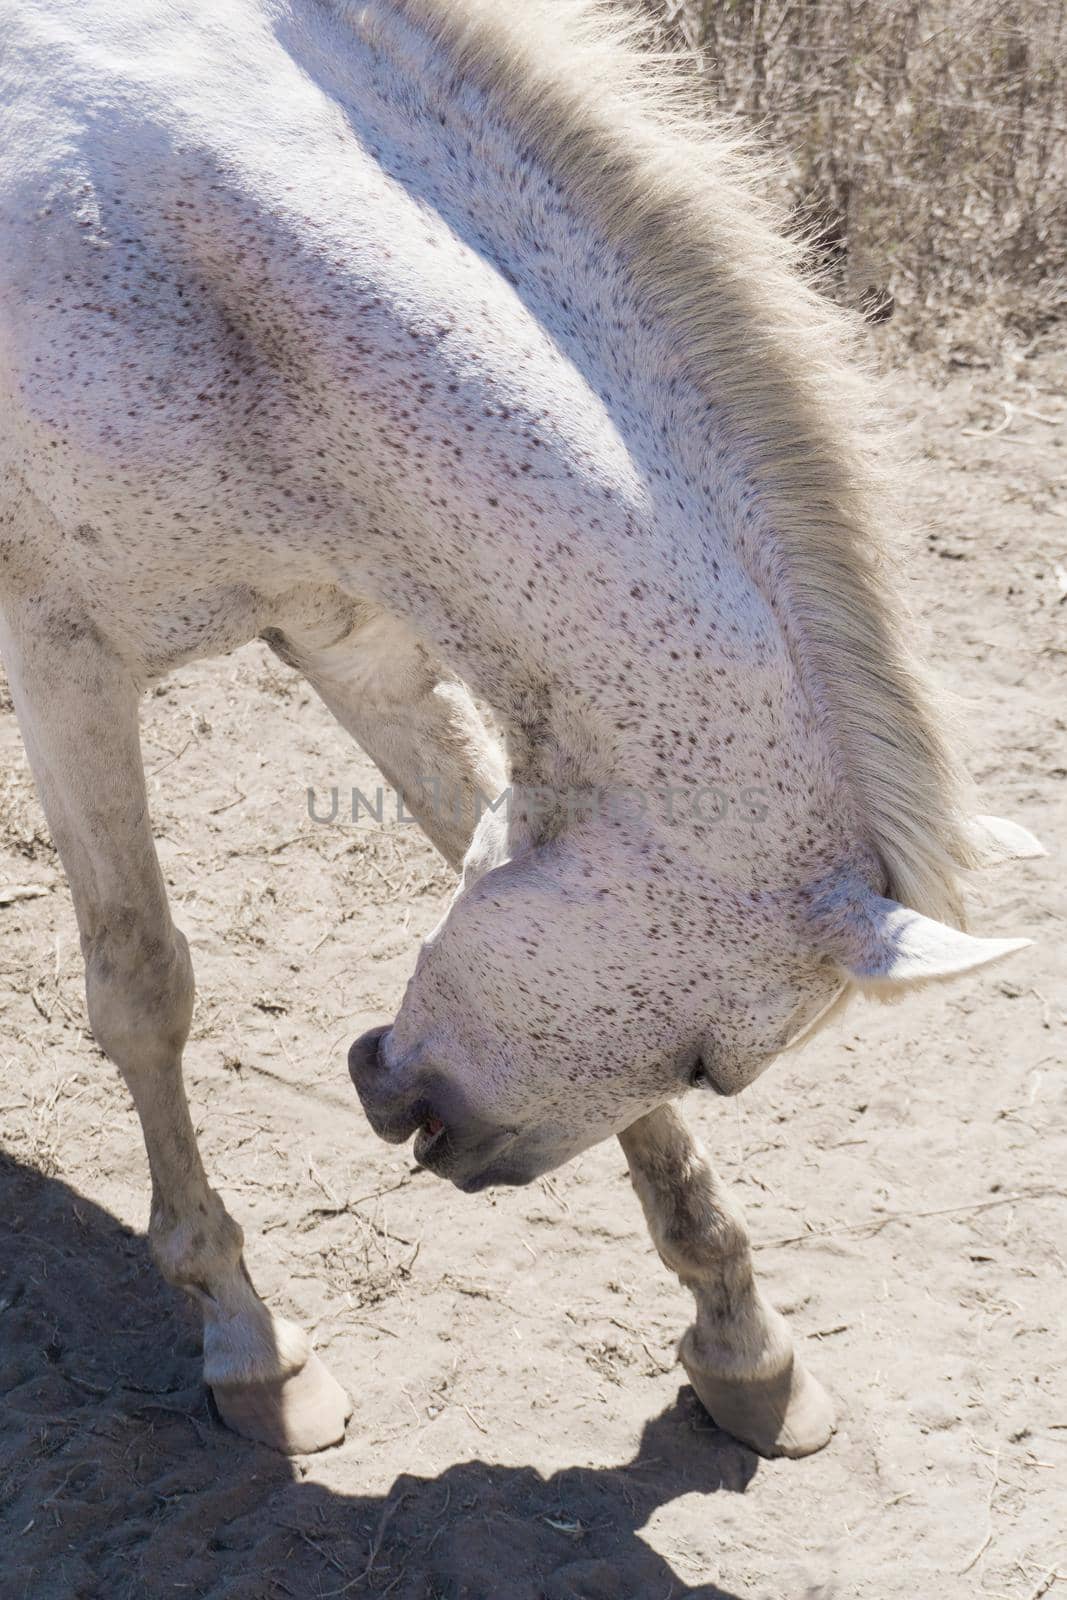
[347,1024,523,1190]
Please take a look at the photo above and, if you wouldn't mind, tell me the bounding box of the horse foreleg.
[0,595,349,1452]
[280,607,506,871]
[619,1105,834,1457]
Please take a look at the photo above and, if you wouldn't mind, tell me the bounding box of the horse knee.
[83,920,194,1070]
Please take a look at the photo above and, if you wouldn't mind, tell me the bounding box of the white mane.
[375,0,979,924]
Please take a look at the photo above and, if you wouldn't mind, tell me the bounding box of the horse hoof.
[680,1332,835,1459]
[212,1350,352,1453]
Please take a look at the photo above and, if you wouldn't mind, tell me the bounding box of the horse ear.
[826,890,1030,989]
[965,814,1045,866]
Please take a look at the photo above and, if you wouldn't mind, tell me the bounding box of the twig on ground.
[958,1444,1001,1575]
[284,1525,349,1580]
[1019,408,1064,426]
[209,790,246,815]
[642,1338,674,1373]
[463,1403,489,1434]
[1026,1566,1065,1600]
[331,1491,411,1594]
[0,883,51,906]
[267,833,312,855]
[347,1175,415,1208]
[539,1174,570,1213]
[757,1188,1064,1249]
[147,738,193,777]
[365,855,401,894]
[307,1152,340,1207]
[962,400,1014,437]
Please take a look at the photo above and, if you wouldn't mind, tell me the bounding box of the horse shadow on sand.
[0,1151,758,1600]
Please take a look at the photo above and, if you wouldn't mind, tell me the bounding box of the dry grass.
[647,0,1066,344]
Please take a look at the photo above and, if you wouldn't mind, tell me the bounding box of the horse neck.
[320,5,675,436]
[298,5,859,861]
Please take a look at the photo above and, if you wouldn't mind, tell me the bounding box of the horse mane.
[361,0,981,924]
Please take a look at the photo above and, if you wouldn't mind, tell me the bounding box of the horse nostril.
[348,1026,436,1147]
[348,1024,391,1087]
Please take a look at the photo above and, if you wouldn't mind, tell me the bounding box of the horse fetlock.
[681,1316,770,1387]
[680,1300,793,1389]
[148,1194,244,1296]
[202,1304,310,1388]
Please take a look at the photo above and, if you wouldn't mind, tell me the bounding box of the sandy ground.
[1,342,1065,1600]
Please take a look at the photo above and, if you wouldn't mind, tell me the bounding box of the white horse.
[0,0,1041,1460]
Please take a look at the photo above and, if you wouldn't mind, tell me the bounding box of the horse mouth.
[412,1115,448,1166]
[412,1117,526,1190]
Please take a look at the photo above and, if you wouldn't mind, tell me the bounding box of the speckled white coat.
[0,0,1040,1456]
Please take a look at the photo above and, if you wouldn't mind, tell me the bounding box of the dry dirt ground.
[1,343,1065,1600]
